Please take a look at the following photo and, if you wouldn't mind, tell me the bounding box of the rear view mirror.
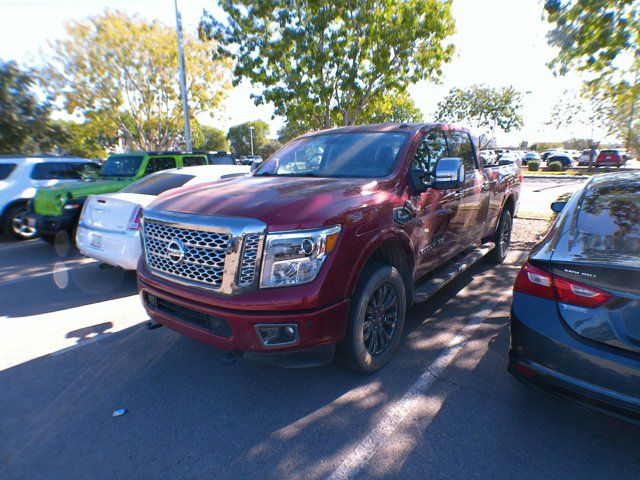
[550,201,567,213]
[433,158,464,190]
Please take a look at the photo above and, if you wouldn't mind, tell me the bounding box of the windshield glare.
[101,155,143,178]
[255,132,408,178]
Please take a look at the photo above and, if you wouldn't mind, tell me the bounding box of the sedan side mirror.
[550,201,567,213]
[433,158,464,190]
[250,160,262,172]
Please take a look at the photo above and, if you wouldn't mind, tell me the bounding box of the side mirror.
[433,158,464,190]
[250,160,262,172]
[551,201,567,213]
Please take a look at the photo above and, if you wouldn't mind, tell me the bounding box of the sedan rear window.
[0,163,17,179]
[577,179,640,242]
[121,173,195,196]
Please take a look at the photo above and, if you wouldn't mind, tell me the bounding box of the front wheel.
[337,263,406,373]
[3,204,37,240]
[487,209,512,264]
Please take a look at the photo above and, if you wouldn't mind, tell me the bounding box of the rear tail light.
[514,261,613,308]
[127,206,143,231]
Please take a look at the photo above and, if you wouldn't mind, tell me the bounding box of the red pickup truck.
[138,123,521,371]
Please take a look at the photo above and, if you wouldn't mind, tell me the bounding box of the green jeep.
[29,151,208,243]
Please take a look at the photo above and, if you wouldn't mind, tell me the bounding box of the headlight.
[259,225,341,288]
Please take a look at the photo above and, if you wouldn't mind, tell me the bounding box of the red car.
[137,123,522,371]
[596,149,627,167]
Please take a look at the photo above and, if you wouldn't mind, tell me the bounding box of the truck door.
[411,129,465,277]
[445,130,488,249]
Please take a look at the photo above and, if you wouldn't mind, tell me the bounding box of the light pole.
[174,0,192,151]
[249,126,255,157]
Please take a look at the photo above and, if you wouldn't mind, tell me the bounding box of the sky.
[0,0,614,146]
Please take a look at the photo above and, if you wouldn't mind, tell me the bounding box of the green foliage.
[434,84,523,149]
[201,0,454,129]
[227,120,270,156]
[361,91,424,124]
[48,120,116,159]
[0,61,54,153]
[192,124,229,151]
[544,0,638,78]
[42,10,232,151]
[259,140,283,159]
[547,161,563,171]
[528,160,540,171]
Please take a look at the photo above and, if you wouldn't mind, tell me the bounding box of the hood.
[33,178,132,215]
[147,175,396,231]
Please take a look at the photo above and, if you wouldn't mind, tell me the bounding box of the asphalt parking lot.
[1,230,639,479]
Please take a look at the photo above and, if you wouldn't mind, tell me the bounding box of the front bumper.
[28,211,79,236]
[509,293,640,422]
[137,264,350,367]
[76,225,141,270]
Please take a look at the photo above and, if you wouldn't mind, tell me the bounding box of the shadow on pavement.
[1,254,638,480]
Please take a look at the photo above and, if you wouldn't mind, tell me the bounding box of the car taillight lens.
[514,262,613,308]
[128,206,142,231]
[514,263,555,300]
[553,276,613,308]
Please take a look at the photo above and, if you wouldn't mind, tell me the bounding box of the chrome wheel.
[363,282,399,356]
[10,208,37,239]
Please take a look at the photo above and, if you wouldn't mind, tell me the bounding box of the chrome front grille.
[141,210,266,294]
[239,234,260,286]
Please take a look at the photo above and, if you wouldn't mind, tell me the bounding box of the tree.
[434,85,524,149]
[200,0,454,129]
[361,91,424,124]
[259,140,283,159]
[227,120,270,156]
[0,61,54,153]
[544,0,638,79]
[42,10,232,151]
[192,124,229,151]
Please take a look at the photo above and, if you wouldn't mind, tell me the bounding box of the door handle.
[454,191,463,200]
[481,182,489,192]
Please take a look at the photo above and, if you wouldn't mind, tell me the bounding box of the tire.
[2,204,37,240]
[487,209,512,264]
[337,263,407,373]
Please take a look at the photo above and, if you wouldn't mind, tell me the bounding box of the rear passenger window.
[412,130,448,180]
[445,131,478,172]
[182,156,207,167]
[0,163,17,180]
[31,162,90,180]
[145,157,177,175]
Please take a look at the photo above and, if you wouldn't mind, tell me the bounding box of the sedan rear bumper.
[76,225,141,270]
[509,295,640,422]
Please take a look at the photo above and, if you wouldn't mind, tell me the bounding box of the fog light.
[255,324,299,347]
[144,292,157,309]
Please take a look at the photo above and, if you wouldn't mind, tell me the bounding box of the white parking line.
[327,299,500,480]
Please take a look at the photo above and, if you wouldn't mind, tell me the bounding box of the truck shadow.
[1,253,638,479]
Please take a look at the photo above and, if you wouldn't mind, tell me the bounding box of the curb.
[523,174,589,180]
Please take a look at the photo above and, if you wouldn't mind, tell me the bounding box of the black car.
[509,172,640,422]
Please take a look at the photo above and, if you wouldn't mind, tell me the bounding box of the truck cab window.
[446,131,478,172]
[412,130,448,181]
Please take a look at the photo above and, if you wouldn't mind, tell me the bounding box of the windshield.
[254,132,408,178]
[101,155,143,178]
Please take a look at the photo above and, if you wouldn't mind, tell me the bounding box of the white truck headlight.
[260,225,341,288]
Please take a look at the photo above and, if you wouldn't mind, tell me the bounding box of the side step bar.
[413,242,495,304]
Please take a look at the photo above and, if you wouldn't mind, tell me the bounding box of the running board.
[413,242,495,304]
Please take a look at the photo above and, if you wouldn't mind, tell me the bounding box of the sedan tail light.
[514,261,613,308]
[127,206,143,231]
